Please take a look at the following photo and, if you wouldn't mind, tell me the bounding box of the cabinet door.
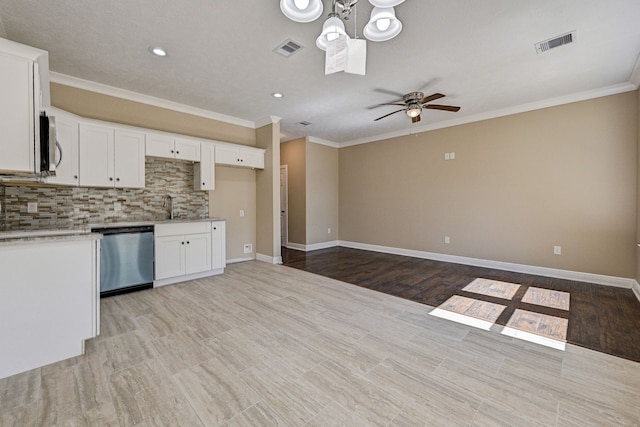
[79,123,114,187]
[47,113,79,186]
[0,53,34,174]
[194,143,215,190]
[211,221,226,270]
[215,145,241,166]
[114,129,145,188]
[175,138,201,162]
[155,235,185,280]
[146,133,175,159]
[240,148,264,169]
[185,232,212,274]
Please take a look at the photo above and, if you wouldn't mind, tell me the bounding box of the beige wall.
[255,121,281,260]
[51,83,259,262]
[51,83,256,145]
[280,138,306,245]
[209,167,256,261]
[306,142,339,245]
[340,92,638,278]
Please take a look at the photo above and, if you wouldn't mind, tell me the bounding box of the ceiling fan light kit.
[373,91,461,123]
[280,0,324,23]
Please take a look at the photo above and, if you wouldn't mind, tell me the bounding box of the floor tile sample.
[506,309,568,340]
[462,278,521,300]
[522,287,570,310]
[430,295,506,331]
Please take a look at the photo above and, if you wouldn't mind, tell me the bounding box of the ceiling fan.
[373,92,461,123]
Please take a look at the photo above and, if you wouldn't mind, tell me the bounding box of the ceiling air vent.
[296,121,312,127]
[274,39,304,58]
[535,31,576,54]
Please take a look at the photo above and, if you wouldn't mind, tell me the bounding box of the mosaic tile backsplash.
[0,158,209,231]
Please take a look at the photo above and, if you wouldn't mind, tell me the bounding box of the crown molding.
[630,53,640,88]
[255,116,282,127]
[308,136,340,148]
[339,82,638,148]
[50,72,256,129]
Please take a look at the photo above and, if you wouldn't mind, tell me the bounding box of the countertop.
[0,217,226,244]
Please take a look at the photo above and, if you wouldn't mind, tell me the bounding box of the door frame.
[280,165,288,247]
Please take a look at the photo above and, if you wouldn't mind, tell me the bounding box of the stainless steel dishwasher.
[92,225,154,297]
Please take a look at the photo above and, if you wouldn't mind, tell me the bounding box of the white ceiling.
[1,1,639,146]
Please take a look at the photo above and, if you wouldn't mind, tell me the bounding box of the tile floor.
[1,262,639,426]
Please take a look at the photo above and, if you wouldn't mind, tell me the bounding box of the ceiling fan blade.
[367,102,406,110]
[374,109,405,121]
[424,104,461,112]
[412,115,421,123]
[373,88,406,98]
[419,93,446,104]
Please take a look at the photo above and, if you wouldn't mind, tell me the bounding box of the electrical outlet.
[450,152,455,159]
[328,227,331,234]
[444,236,450,244]
[554,245,562,255]
[444,152,450,160]
[27,202,38,213]
[243,243,253,254]
[114,202,122,211]
[240,209,245,217]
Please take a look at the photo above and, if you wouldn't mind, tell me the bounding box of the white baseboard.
[632,280,640,302]
[285,240,339,252]
[256,253,283,265]
[338,240,637,291]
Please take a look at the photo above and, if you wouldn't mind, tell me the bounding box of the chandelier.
[280,0,406,75]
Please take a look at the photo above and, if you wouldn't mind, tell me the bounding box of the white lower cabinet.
[154,220,224,286]
[0,236,100,379]
[211,220,226,270]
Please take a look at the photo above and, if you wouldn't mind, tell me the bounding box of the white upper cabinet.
[194,143,215,191]
[79,121,145,188]
[0,38,50,175]
[215,145,264,169]
[146,132,200,162]
[46,110,79,186]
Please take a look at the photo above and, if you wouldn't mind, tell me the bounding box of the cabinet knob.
[213,227,216,230]
[181,241,185,245]
[116,177,120,182]
[187,241,190,244]
[176,151,180,154]
[74,175,78,179]
[171,150,174,153]
[109,177,113,181]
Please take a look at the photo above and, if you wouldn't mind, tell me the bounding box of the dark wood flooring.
[281,246,640,363]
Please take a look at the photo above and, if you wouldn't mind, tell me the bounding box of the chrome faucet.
[162,195,174,220]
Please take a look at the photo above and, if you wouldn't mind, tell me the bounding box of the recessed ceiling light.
[272,92,284,98]
[149,47,167,57]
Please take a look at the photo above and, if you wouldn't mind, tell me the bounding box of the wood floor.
[2,261,639,426]
[282,246,640,363]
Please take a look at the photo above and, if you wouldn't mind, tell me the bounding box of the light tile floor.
[1,262,638,426]
[522,287,571,310]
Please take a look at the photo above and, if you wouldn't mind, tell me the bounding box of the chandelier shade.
[316,16,348,50]
[368,0,406,6]
[280,0,324,23]
[363,7,402,42]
